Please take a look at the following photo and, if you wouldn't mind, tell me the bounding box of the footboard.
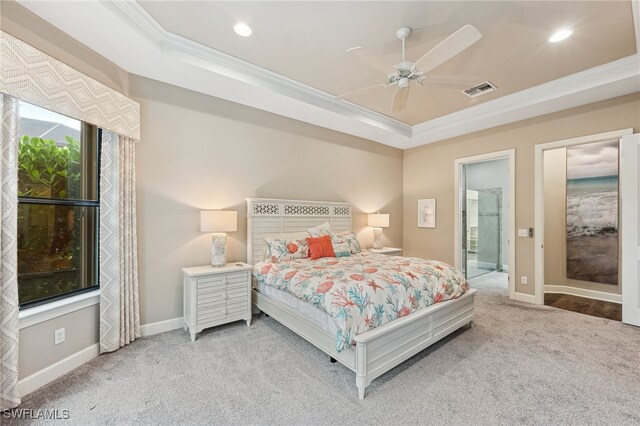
[354,289,476,399]
[253,286,476,400]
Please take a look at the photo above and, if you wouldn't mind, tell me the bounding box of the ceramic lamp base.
[210,233,227,267]
[373,227,383,249]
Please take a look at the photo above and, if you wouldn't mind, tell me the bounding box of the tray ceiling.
[14,1,640,149]
[139,1,637,125]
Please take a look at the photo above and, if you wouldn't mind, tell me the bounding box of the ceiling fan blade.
[413,25,482,74]
[391,87,409,113]
[421,75,481,90]
[337,83,390,99]
[347,47,398,76]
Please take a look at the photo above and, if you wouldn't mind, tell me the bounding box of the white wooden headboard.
[246,198,352,264]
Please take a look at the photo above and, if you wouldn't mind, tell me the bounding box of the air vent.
[463,81,498,98]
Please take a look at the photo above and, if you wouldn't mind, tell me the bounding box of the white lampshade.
[200,210,237,233]
[368,213,389,228]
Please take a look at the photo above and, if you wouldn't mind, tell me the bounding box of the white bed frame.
[247,198,476,399]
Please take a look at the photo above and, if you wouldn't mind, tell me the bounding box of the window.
[17,101,100,308]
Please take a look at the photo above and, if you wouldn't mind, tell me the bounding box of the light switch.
[518,229,529,238]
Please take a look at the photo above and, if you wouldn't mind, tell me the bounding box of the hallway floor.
[468,271,622,321]
[544,293,622,321]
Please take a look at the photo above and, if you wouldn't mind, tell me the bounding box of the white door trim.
[620,133,640,326]
[454,149,516,299]
[533,128,633,305]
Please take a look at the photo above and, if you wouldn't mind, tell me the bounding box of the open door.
[620,134,640,326]
[462,177,503,279]
[477,189,502,273]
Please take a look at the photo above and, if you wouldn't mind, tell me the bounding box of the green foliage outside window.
[18,135,81,199]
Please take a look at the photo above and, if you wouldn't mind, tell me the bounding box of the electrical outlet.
[520,276,528,285]
[54,328,65,345]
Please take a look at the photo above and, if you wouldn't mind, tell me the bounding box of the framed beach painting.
[566,140,618,285]
[418,199,436,228]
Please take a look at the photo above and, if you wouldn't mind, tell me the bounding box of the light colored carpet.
[7,272,640,425]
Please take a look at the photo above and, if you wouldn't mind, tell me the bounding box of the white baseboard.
[18,343,99,397]
[140,317,184,337]
[512,292,537,304]
[544,285,621,304]
[17,317,185,398]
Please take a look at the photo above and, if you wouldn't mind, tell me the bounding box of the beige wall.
[403,93,640,296]
[543,148,568,287]
[18,306,99,380]
[543,148,621,295]
[131,75,403,324]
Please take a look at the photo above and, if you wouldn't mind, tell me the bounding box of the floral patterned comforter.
[253,252,469,352]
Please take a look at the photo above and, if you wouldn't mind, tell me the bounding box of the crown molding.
[107,0,412,138]
[409,53,640,148]
[16,0,640,150]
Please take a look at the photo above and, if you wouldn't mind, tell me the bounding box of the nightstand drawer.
[197,289,248,309]
[197,273,247,294]
[197,282,244,298]
[197,300,248,323]
[226,286,248,300]
[197,296,226,310]
[197,305,225,321]
[225,300,249,315]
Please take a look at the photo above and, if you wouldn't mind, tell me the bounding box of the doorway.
[534,129,640,326]
[454,150,515,297]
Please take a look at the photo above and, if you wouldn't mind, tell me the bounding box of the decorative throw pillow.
[306,221,334,238]
[332,241,351,258]
[265,238,309,262]
[306,235,336,260]
[333,230,362,254]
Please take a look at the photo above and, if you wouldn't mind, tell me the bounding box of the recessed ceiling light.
[233,23,252,37]
[548,29,572,43]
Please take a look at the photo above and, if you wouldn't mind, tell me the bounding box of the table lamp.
[368,213,389,249]
[200,210,237,267]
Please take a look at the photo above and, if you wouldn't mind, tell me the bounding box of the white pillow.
[263,232,308,260]
[265,237,309,262]
[332,230,362,254]
[332,241,351,257]
[306,221,334,238]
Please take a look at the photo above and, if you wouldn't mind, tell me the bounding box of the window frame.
[17,120,101,310]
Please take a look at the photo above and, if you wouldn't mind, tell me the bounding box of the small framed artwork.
[418,198,436,228]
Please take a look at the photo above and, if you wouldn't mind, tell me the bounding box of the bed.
[247,198,476,399]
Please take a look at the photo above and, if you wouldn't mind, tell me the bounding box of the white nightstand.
[368,247,403,256]
[182,263,253,342]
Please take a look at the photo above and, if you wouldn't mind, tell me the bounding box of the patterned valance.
[0,31,140,141]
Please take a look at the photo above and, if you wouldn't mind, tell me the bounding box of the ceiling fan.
[339,25,483,113]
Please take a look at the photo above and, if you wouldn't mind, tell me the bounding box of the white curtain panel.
[99,130,141,353]
[0,95,20,410]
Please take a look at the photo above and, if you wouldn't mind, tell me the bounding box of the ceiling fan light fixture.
[548,29,572,43]
[233,22,252,37]
[341,24,482,113]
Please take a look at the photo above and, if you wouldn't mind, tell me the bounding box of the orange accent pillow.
[306,235,336,260]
